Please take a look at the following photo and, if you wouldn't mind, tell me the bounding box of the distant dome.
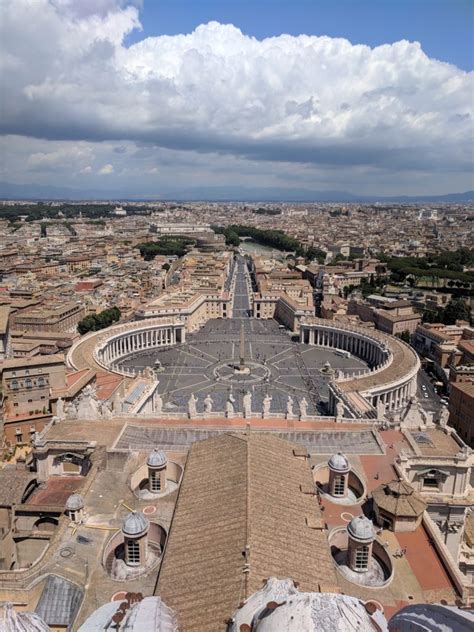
[147,449,168,469]
[122,511,149,537]
[348,515,375,543]
[0,603,51,632]
[65,493,84,511]
[328,453,350,472]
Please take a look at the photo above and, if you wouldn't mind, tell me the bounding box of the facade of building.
[449,381,474,446]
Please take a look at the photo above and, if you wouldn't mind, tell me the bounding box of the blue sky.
[1,0,473,199]
[131,0,473,71]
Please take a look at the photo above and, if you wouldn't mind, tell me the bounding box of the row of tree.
[1,203,157,223]
[379,249,474,287]
[422,298,471,326]
[137,236,195,260]
[77,307,121,335]
[210,225,326,263]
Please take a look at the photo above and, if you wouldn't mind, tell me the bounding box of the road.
[416,368,442,419]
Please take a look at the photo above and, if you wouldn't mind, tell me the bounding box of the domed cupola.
[328,453,350,498]
[328,452,350,473]
[122,511,149,538]
[347,515,376,573]
[65,493,84,523]
[147,449,168,469]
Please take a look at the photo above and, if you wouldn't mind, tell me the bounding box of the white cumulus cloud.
[98,163,114,175]
[0,0,472,192]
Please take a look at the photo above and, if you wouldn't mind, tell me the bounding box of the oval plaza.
[68,255,420,420]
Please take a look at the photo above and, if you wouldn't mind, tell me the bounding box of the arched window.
[11,380,18,390]
[355,545,370,571]
[127,539,140,565]
[150,470,162,492]
[37,376,45,387]
[25,378,32,389]
[333,475,345,496]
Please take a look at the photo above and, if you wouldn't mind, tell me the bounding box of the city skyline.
[1,0,473,199]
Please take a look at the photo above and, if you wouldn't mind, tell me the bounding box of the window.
[37,377,45,387]
[15,433,23,444]
[333,475,346,497]
[150,471,162,492]
[25,378,32,389]
[355,545,370,571]
[11,380,18,391]
[423,477,439,489]
[127,539,140,565]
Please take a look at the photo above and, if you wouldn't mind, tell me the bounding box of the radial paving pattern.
[117,257,368,416]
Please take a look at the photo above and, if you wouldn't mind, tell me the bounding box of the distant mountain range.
[0,181,473,204]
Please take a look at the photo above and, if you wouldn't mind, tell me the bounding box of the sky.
[0,0,473,199]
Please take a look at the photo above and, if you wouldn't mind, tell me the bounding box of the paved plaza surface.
[118,256,368,416]
[114,424,383,455]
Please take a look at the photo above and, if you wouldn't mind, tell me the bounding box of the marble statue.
[439,404,449,427]
[226,393,235,416]
[154,393,163,415]
[286,396,294,418]
[56,397,65,420]
[187,393,198,418]
[376,400,386,420]
[77,385,100,420]
[299,397,308,419]
[262,393,272,418]
[101,401,112,419]
[204,394,213,414]
[402,395,428,428]
[243,391,252,418]
[336,399,345,420]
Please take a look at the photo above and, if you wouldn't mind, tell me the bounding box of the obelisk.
[239,323,245,370]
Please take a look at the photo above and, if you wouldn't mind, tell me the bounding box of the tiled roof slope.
[156,432,339,632]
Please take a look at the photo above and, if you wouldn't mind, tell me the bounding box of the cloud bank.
[1,0,472,195]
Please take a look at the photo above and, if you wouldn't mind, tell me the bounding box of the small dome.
[122,511,149,537]
[347,515,375,542]
[147,449,168,468]
[0,603,51,632]
[65,493,84,511]
[328,452,350,472]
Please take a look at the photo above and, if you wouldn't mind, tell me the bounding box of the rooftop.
[156,432,339,631]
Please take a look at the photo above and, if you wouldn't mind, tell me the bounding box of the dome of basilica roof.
[0,603,51,632]
[77,597,178,632]
[229,577,387,632]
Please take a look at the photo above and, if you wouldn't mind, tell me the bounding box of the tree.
[396,330,411,344]
[443,299,471,325]
[77,307,121,335]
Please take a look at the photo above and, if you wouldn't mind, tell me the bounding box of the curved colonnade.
[68,318,186,377]
[68,316,420,419]
[300,318,420,417]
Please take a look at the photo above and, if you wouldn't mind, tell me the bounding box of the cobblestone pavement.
[118,256,367,416]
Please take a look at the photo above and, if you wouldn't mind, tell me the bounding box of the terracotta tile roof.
[156,432,339,632]
[372,480,427,518]
[0,468,37,505]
